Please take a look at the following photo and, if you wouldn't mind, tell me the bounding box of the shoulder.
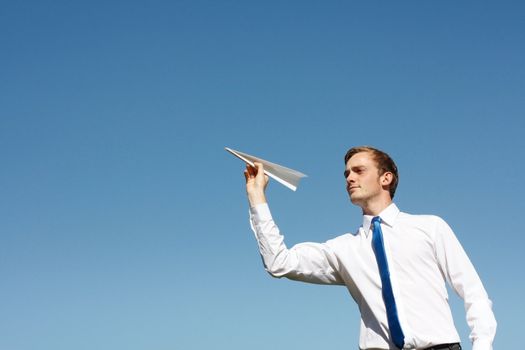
[314,232,361,260]
[324,231,358,249]
[326,231,356,243]
[397,211,453,238]
[397,211,445,226]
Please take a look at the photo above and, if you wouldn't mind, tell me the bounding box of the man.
[244,146,496,350]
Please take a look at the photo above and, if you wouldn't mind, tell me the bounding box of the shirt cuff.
[472,338,493,350]
[249,202,273,222]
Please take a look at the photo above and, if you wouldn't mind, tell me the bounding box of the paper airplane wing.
[225,147,307,191]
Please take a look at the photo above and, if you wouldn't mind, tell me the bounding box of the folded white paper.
[225,147,307,191]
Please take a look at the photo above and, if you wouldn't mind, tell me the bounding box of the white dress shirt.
[249,202,496,350]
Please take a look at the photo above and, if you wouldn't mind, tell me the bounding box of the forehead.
[345,151,377,168]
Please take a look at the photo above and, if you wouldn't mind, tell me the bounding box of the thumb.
[253,162,264,175]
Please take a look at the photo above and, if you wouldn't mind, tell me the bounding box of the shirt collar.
[361,203,400,237]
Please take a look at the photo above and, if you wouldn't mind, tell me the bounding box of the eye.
[355,166,366,174]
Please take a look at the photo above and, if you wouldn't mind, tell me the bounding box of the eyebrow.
[344,166,366,177]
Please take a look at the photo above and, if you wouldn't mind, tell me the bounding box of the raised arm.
[244,163,344,285]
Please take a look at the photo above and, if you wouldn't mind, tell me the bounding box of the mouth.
[347,186,359,192]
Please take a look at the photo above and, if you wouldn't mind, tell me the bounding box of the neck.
[360,198,393,216]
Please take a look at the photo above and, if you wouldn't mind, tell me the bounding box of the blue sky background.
[1,1,524,349]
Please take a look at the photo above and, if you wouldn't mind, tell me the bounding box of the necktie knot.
[372,216,382,225]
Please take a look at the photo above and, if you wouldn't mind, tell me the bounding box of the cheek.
[361,177,374,188]
[363,176,381,191]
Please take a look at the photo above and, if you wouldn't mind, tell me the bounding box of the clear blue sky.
[1,1,523,349]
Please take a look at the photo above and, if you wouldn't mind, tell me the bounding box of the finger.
[246,164,256,177]
[253,162,264,177]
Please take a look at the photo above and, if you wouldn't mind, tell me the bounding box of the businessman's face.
[344,151,384,206]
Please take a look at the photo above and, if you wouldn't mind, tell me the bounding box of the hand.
[244,162,269,206]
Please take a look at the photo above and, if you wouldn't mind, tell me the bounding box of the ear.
[380,172,393,186]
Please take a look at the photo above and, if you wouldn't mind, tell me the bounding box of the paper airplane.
[225,147,307,191]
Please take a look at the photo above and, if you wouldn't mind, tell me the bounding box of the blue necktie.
[371,216,405,349]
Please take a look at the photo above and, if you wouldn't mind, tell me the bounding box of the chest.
[336,226,439,285]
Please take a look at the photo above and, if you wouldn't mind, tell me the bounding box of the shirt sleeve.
[249,203,344,285]
[433,217,497,350]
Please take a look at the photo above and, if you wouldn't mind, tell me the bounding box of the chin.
[349,195,361,205]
